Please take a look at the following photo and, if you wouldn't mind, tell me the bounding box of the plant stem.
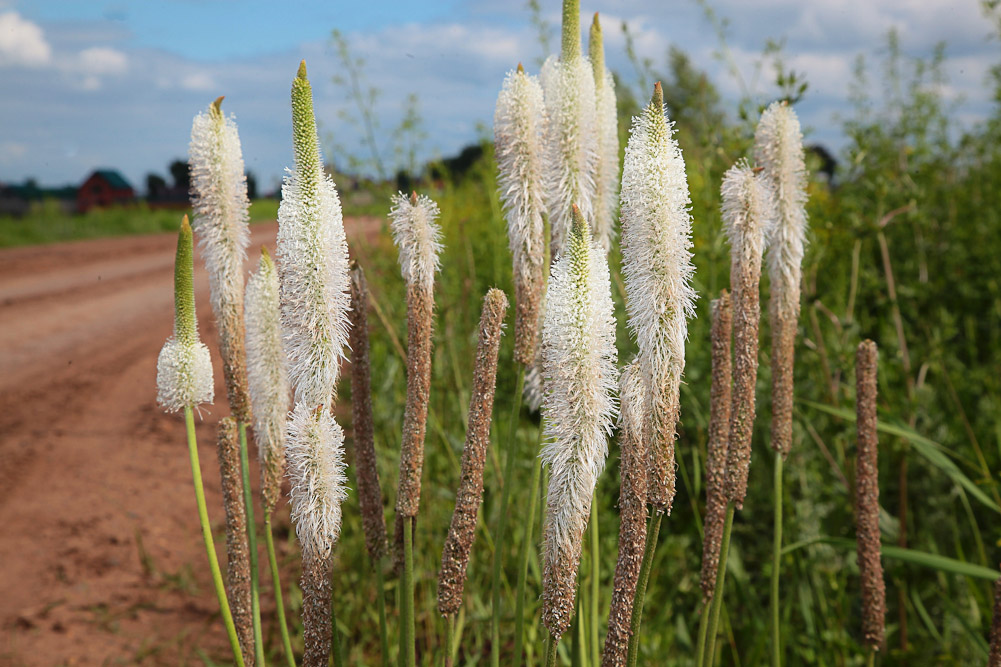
[376,559,390,666]
[264,513,296,667]
[866,649,875,667]
[491,367,526,667]
[238,422,265,666]
[444,614,455,667]
[626,511,662,667]
[513,437,543,667]
[184,407,246,667]
[695,603,710,667]
[589,493,599,666]
[704,504,735,667]
[401,516,416,667]
[771,452,783,667]
[545,635,559,667]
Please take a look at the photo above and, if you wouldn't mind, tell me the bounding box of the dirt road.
[0,218,381,665]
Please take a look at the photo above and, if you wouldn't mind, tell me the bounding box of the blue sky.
[1,0,998,193]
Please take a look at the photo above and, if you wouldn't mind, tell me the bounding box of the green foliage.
[0,199,279,248]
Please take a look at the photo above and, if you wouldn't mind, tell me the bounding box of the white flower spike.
[157,216,214,413]
[589,13,620,254]
[540,205,618,640]
[276,61,352,410]
[495,63,547,365]
[620,82,697,514]
[389,191,443,295]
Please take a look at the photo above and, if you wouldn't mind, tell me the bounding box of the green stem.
[545,635,559,667]
[771,452,783,667]
[184,407,246,667]
[704,504,735,667]
[513,436,543,667]
[238,423,265,666]
[866,649,875,667]
[401,516,416,667]
[491,367,526,667]
[695,603,710,667]
[376,559,390,666]
[444,614,455,667]
[264,514,296,667]
[589,493,599,666]
[625,512,662,667]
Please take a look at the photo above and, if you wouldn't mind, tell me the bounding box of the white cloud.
[78,46,128,76]
[180,71,216,91]
[0,11,51,67]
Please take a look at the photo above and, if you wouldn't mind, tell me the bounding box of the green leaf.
[782,536,1000,581]
[802,400,1000,514]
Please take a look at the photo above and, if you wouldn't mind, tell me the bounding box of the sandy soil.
[0,218,382,666]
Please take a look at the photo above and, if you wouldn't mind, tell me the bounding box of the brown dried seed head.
[216,416,254,665]
[769,305,797,458]
[542,529,585,639]
[723,235,763,510]
[513,255,544,366]
[301,551,333,667]
[645,384,680,514]
[349,263,388,563]
[855,339,885,650]
[701,291,733,601]
[395,283,435,519]
[438,289,508,616]
[602,362,649,666]
[218,295,253,425]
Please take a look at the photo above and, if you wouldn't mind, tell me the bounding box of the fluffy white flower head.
[156,217,214,413]
[276,62,351,410]
[389,191,443,293]
[721,160,773,268]
[540,50,599,259]
[188,97,250,322]
[245,247,290,464]
[495,65,546,291]
[286,403,349,560]
[540,205,618,631]
[620,83,696,507]
[754,101,808,320]
[590,13,619,254]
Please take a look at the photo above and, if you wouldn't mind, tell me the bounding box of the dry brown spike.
[855,339,885,651]
[218,291,252,426]
[301,551,333,667]
[513,250,545,367]
[769,294,797,459]
[349,262,388,564]
[602,362,649,666]
[990,568,1001,666]
[700,291,733,601]
[437,289,508,616]
[216,416,254,665]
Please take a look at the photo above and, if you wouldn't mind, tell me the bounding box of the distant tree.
[245,171,258,200]
[146,173,167,199]
[169,160,190,191]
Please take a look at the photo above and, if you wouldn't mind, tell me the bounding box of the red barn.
[77,169,135,212]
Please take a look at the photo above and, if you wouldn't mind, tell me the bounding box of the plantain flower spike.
[721,160,773,509]
[276,61,352,410]
[589,13,620,254]
[541,0,599,260]
[157,216,214,413]
[286,403,348,561]
[188,96,252,423]
[620,82,697,514]
[390,191,443,296]
[245,247,291,513]
[540,205,618,640]
[754,100,808,459]
[495,63,547,365]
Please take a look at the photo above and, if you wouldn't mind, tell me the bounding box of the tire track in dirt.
[0,217,383,665]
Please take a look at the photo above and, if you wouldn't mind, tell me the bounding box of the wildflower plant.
[589,13,619,254]
[540,205,618,646]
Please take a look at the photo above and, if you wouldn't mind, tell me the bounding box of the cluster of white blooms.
[755,101,807,321]
[619,83,697,513]
[286,403,348,560]
[589,13,619,254]
[389,192,443,294]
[540,207,618,637]
[157,337,214,413]
[188,97,251,327]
